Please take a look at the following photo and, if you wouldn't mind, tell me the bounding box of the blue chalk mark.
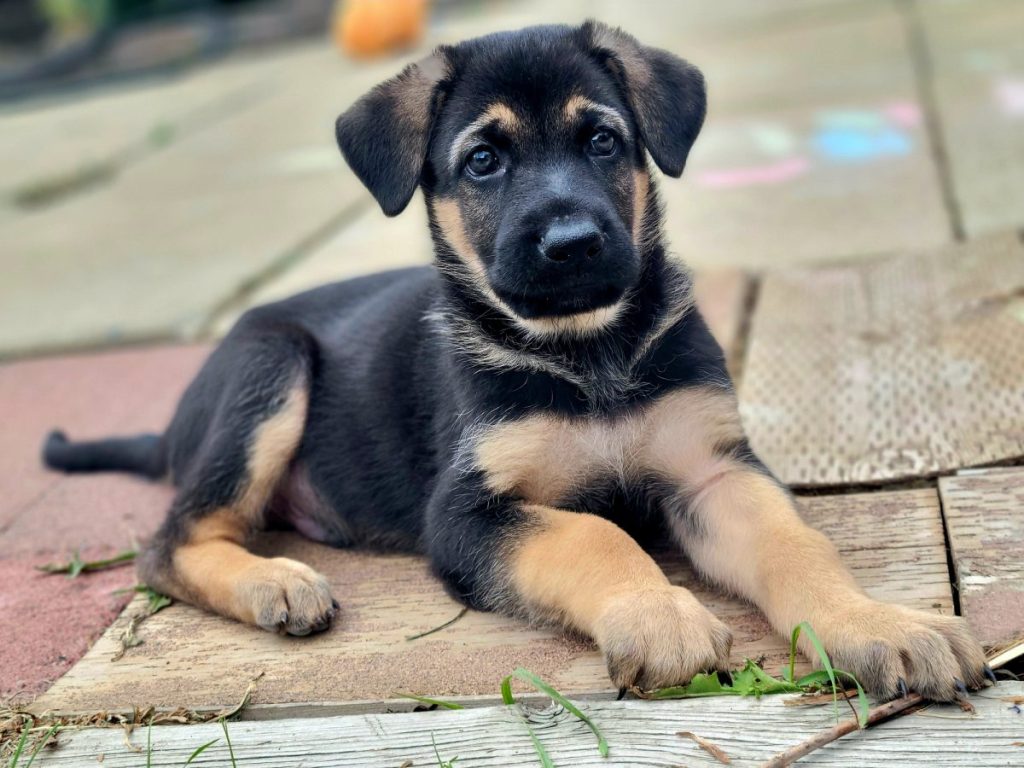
[813,127,912,162]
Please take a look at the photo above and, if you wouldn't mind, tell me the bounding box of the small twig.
[678,731,731,764]
[760,694,925,768]
[216,672,266,721]
[405,607,468,641]
[36,550,136,577]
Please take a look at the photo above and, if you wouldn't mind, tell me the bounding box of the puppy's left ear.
[581,21,706,177]
[335,48,452,216]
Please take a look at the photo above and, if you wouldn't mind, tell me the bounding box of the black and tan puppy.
[45,22,989,700]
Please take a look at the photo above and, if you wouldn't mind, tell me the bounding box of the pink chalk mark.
[882,100,923,128]
[995,78,1024,117]
[696,156,810,189]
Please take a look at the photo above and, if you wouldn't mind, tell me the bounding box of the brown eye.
[588,129,617,157]
[466,146,500,177]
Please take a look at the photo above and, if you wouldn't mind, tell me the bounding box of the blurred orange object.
[334,0,429,58]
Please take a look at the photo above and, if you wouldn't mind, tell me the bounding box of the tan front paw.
[236,557,338,636]
[593,587,732,691]
[817,601,989,702]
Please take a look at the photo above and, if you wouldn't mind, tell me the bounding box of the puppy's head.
[336,22,705,334]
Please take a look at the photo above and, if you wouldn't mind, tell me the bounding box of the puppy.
[45,22,989,701]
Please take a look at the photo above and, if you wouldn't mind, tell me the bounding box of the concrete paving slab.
[660,97,951,266]
[0,47,376,358]
[0,45,310,205]
[920,0,1024,236]
[640,1,953,265]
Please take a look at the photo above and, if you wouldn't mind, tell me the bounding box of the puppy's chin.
[491,284,629,338]
[496,283,627,320]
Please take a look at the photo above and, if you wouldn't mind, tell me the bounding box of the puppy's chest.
[470,387,743,506]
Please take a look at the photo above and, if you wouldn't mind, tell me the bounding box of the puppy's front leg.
[654,428,989,700]
[426,473,731,690]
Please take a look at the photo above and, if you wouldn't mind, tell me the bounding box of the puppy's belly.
[270,463,352,545]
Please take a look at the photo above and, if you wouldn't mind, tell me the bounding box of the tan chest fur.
[472,385,745,505]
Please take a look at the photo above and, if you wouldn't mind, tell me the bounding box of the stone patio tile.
[0,47,377,358]
[0,344,207,699]
[920,0,1024,236]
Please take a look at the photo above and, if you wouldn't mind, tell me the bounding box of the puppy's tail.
[42,430,167,480]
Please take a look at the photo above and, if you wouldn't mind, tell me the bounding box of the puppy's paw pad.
[239,557,337,636]
[595,587,732,691]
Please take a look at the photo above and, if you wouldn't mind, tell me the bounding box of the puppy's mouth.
[492,282,626,320]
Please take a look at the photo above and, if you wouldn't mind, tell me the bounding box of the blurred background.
[1,0,1021,359]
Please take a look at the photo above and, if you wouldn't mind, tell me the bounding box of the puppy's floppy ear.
[581,21,706,177]
[335,48,452,216]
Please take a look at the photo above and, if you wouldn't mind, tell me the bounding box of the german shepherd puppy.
[45,22,989,701]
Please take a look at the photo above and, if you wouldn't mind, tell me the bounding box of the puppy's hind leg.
[139,328,337,636]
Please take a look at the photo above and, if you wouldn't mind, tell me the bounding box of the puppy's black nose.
[538,218,604,263]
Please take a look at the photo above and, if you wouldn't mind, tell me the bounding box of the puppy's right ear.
[335,48,452,217]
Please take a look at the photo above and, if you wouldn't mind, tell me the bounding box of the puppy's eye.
[588,129,617,157]
[465,146,501,177]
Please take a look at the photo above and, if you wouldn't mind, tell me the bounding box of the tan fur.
[509,505,731,688]
[236,383,309,524]
[474,385,741,505]
[589,24,652,89]
[515,303,626,337]
[433,197,488,279]
[172,513,335,634]
[674,449,987,699]
[161,382,336,635]
[562,94,630,137]
[394,53,450,131]
[447,101,523,171]
[631,169,649,246]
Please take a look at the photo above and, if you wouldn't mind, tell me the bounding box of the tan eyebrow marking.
[563,94,630,137]
[448,102,524,172]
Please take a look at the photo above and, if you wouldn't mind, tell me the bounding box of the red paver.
[0,344,209,699]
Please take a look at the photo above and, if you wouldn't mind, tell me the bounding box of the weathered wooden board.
[31,683,1024,767]
[939,467,1024,649]
[740,232,1024,486]
[31,489,952,716]
[920,0,1024,237]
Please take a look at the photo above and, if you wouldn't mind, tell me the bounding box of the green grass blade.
[500,674,515,706]
[146,717,153,768]
[790,622,868,728]
[7,726,29,768]
[833,668,870,728]
[183,737,220,765]
[395,693,465,710]
[23,725,60,768]
[522,719,555,768]
[507,667,609,758]
[430,733,458,767]
[220,718,237,768]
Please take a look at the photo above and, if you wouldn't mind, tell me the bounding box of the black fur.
[44,22,753,613]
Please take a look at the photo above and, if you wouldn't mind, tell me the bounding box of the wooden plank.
[740,232,1024,486]
[939,467,1024,649]
[30,489,952,716]
[919,0,1024,237]
[31,682,1024,767]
